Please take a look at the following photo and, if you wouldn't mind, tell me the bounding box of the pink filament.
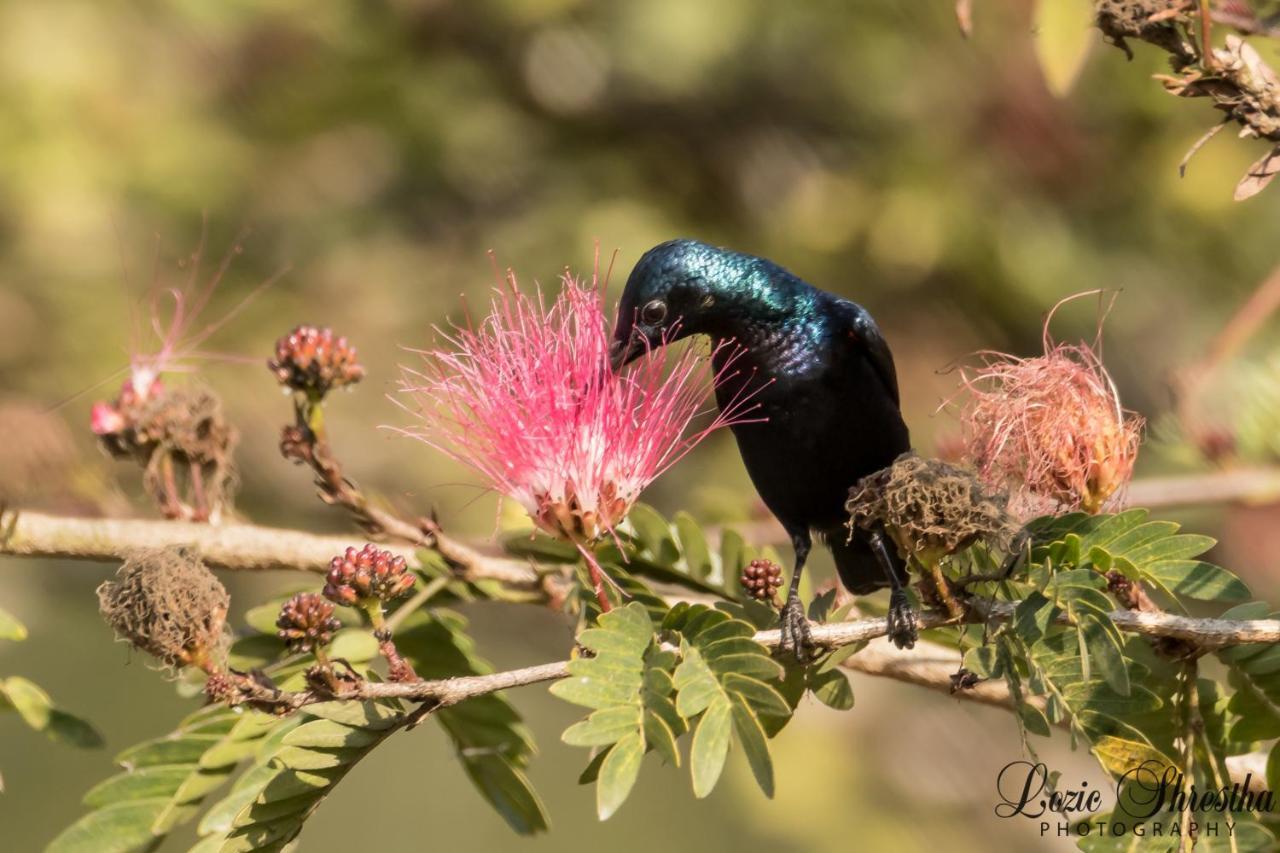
[395,265,762,541]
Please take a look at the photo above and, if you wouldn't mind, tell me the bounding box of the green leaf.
[809,669,854,710]
[502,532,579,562]
[83,766,192,808]
[1013,592,1057,645]
[673,646,720,718]
[1077,609,1129,697]
[46,799,171,853]
[596,731,644,820]
[282,720,381,750]
[327,628,380,662]
[0,605,27,641]
[1090,736,1174,777]
[46,710,105,749]
[563,706,643,747]
[1141,560,1249,602]
[3,676,102,747]
[729,695,773,798]
[197,765,279,837]
[457,754,547,835]
[722,673,791,718]
[396,609,547,835]
[626,503,678,562]
[5,675,51,730]
[118,735,224,769]
[690,696,732,798]
[673,511,713,579]
[643,709,679,766]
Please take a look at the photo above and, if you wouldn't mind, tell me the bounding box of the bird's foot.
[778,593,817,663]
[886,587,918,650]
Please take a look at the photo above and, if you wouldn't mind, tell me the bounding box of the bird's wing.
[830,298,901,406]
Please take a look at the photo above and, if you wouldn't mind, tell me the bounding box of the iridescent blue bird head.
[609,238,798,370]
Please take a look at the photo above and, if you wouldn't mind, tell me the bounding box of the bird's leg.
[779,530,817,662]
[867,529,917,650]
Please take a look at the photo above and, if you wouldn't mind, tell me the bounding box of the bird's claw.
[887,587,918,650]
[778,593,817,663]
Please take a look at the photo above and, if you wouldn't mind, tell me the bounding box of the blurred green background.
[3,1,1280,850]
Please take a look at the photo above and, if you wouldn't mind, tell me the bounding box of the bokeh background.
[3,1,1280,851]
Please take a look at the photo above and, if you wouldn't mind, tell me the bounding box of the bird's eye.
[641,299,667,325]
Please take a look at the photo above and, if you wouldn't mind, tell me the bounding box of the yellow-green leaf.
[597,731,644,820]
[1033,0,1098,97]
[691,696,733,798]
[1090,736,1174,777]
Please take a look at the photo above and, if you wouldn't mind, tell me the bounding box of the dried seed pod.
[97,548,230,670]
[323,544,416,606]
[276,593,341,653]
[847,452,1013,565]
[269,326,364,397]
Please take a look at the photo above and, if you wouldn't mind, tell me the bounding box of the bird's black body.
[611,239,916,651]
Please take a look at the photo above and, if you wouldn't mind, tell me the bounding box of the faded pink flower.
[953,294,1143,517]
[90,402,127,436]
[90,227,280,434]
[396,264,759,610]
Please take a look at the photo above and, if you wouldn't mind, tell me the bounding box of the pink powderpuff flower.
[953,293,1143,518]
[395,262,761,611]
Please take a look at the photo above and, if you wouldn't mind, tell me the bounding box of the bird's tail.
[820,526,907,595]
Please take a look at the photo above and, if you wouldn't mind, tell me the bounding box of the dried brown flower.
[97,548,230,670]
[846,452,1013,565]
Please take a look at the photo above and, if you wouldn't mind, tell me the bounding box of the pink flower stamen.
[950,292,1144,518]
[395,260,762,610]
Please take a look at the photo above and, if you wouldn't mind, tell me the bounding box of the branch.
[5,509,1275,783]
[233,605,1280,714]
[1125,466,1280,508]
[0,509,540,588]
[1095,1,1280,197]
[837,635,1264,787]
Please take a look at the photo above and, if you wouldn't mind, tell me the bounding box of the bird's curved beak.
[608,331,642,373]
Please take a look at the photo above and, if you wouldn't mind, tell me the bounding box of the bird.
[609,238,918,656]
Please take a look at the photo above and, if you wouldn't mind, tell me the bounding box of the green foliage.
[392,610,548,834]
[49,705,261,852]
[951,510,1280,848]
[552,600,792,817]
[198,701,403,852]
[1025,509,1248,606]
[51,586,546,852]
[0,606,102,774]
[1217,602,1280,743]
[550,603,683,819]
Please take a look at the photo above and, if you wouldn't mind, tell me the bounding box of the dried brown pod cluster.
[846,452,1013,566]
[323,544,416,607]
[93,384,238,521]
[97,548,230,671]
[269,325,365,398]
